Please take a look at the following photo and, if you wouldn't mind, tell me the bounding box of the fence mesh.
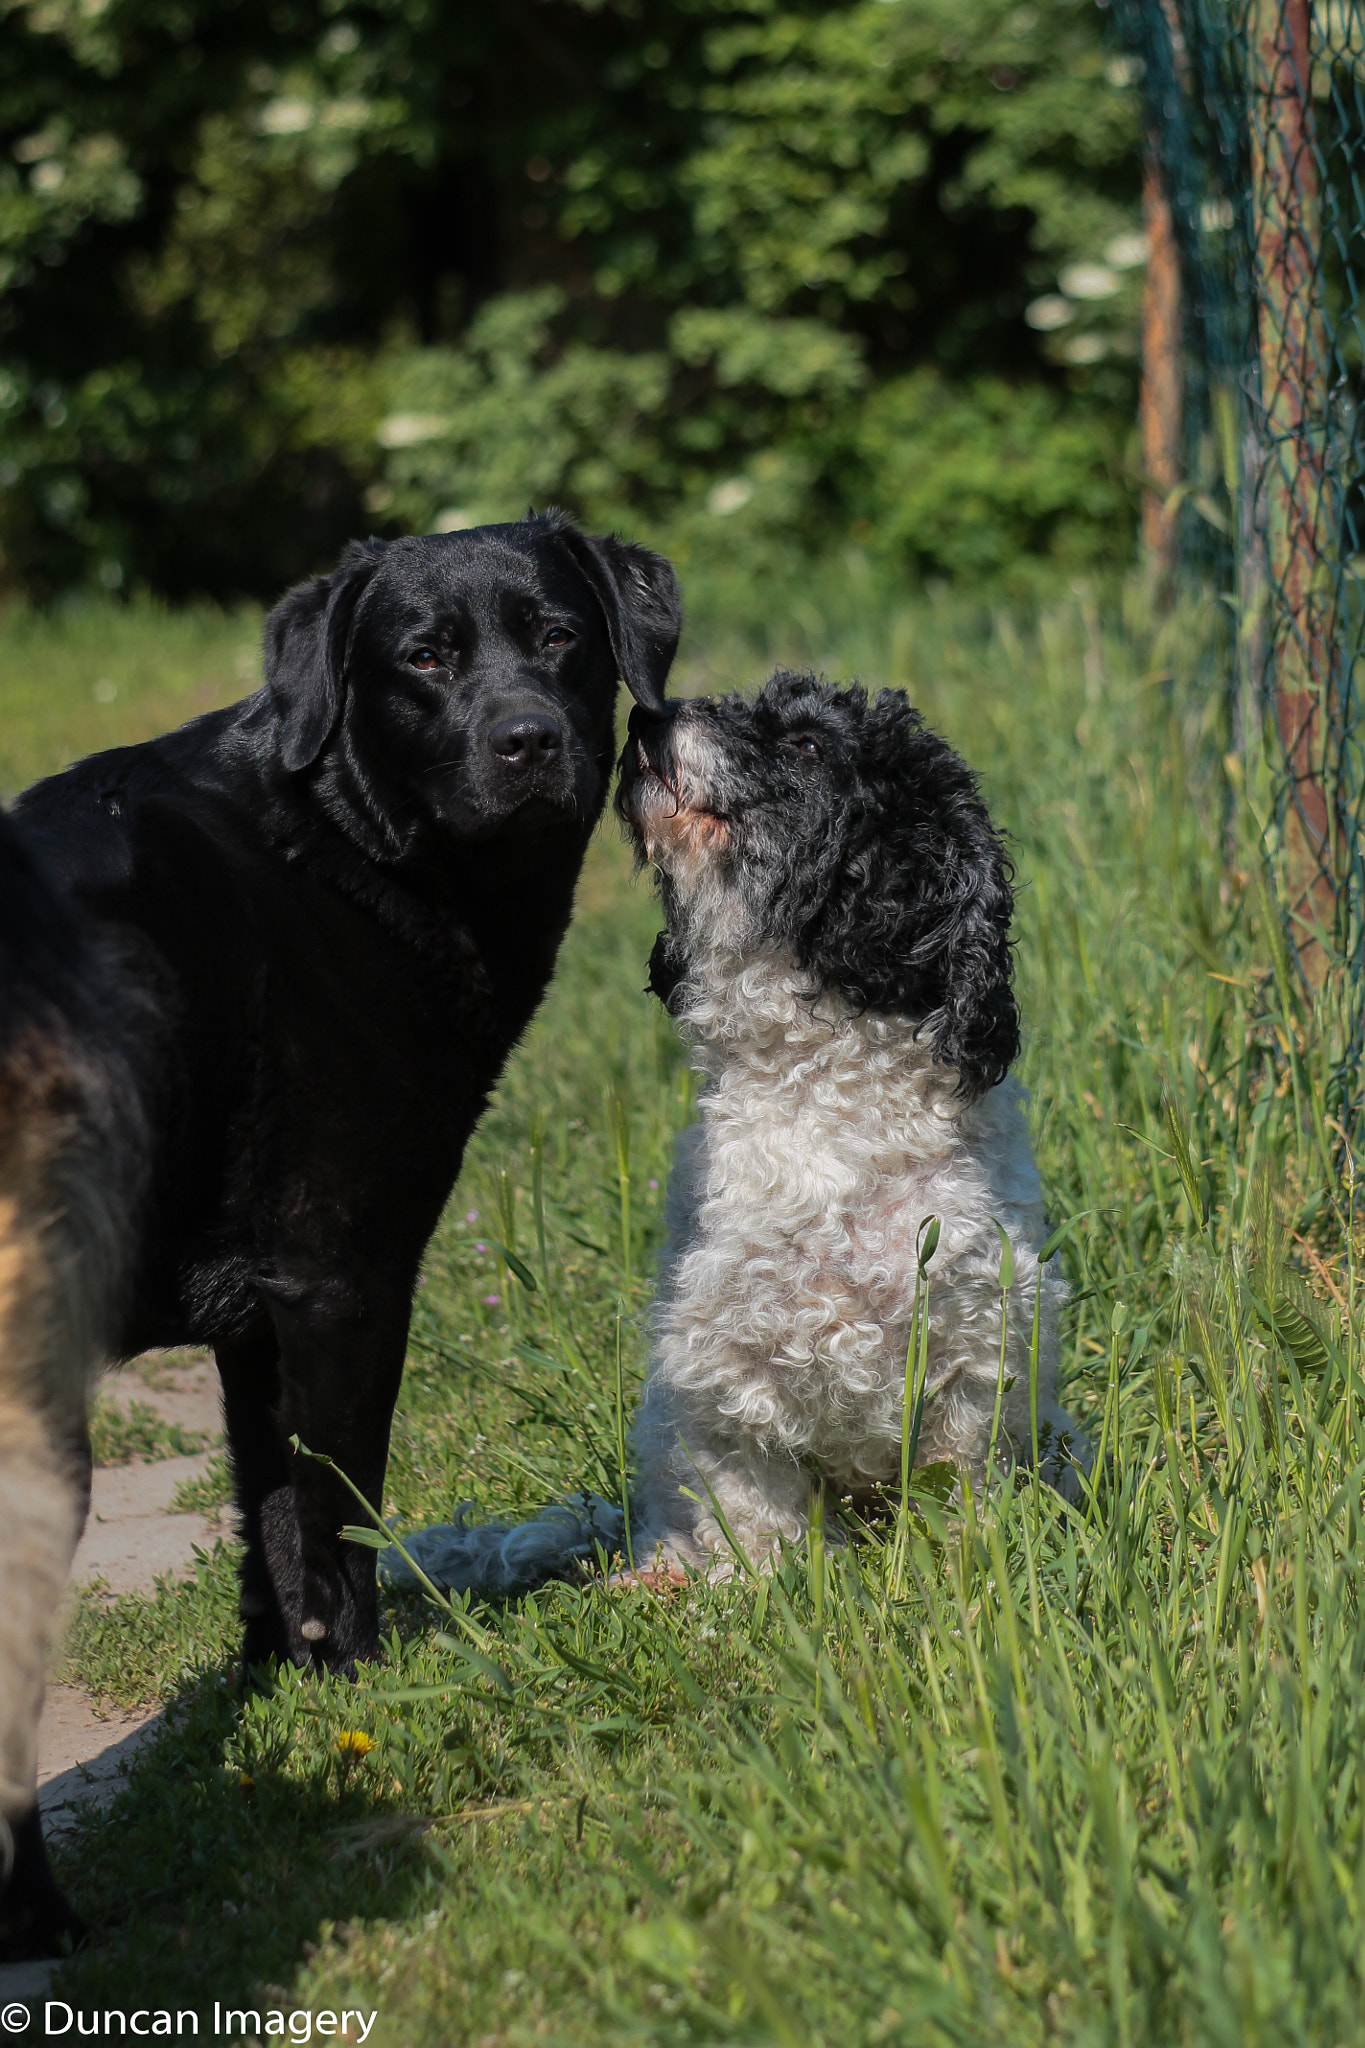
[1114,0,1365,1142]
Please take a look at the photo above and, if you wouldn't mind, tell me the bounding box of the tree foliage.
[0,0,1144,598]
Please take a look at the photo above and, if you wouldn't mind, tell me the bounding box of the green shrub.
[855,368,1130,583]
[0,0,1142,599]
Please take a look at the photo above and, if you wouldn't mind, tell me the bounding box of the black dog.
[0,510,679,1950]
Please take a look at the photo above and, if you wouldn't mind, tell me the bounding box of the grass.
[169,1452,235,1517]
[87,1399,210,1468]
[0,597,263,799]
[4,574,1363,2044]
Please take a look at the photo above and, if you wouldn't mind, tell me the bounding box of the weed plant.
[87,1398,209,1468]
[7,581,1363,2044]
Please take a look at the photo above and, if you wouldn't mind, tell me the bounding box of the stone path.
[72,1347,226,1594]
[73,1450,220,1594]
[38,1688,166,1836]
[54,1349,228,1794]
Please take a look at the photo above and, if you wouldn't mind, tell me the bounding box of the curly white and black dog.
[613,672,1085,1573]
[389,669,1084,1598]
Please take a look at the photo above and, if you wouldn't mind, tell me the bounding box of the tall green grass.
[0,598,263,798]
[8,579,1362,2044]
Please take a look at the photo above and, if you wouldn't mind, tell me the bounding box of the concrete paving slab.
[85,1450,215,1520]
[71,1451,224,1594]
[95,1349,224,1442]
[38,1686,164,1835]
[0,1955,58,2004]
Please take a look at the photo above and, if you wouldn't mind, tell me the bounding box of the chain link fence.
[1114,0,1365,1140]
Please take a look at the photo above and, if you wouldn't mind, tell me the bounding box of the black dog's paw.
[239,1603,292,1680]
[236,1617,377,1688]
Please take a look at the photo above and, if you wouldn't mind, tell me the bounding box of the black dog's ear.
[264,538,386,772]
[549,518,681,714]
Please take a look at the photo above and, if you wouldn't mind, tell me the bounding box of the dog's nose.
[489,713,563,769]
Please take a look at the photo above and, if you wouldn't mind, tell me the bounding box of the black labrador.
[13,510,679,1680]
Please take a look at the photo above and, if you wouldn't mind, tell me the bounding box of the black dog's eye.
[409,648,442,672]
[785,732,823,760]
[543,626,574,650]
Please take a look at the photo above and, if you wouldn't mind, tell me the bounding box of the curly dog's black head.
[616,670,1019,1094]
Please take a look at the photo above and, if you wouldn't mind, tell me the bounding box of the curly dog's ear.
[264,538,387,773]
[904,830,1019,1093]
[544,514,682,715]
[793,693,1019,1094]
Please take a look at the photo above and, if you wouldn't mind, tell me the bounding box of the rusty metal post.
[1248,0,1337,971]
[1140,147,1183,593]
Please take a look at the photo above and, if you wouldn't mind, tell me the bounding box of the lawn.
[5,573,1361,2046]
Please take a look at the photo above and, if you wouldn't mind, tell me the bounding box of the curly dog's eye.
[543,626,574,650]
[785,732,823,761]
[410,647,442,672]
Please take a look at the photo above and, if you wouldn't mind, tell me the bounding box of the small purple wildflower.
[483,1293,501,1307]
[465,1210,479,1224]
[648,1179,659,1190]
[475,1242,487,1254]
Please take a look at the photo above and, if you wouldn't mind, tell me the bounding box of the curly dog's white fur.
[630,952,1075,1569]
[617,675,1085,1572]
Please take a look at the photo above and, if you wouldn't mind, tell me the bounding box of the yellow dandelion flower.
[335,1730,376,1759]
[238,1772,255,1790]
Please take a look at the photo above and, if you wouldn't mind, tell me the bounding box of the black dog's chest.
[162,909,498,1334]
[159,1014,470,1349]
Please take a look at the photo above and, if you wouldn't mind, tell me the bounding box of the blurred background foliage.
[0,0,1145,602]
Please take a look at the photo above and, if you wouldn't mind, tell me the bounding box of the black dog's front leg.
[250,1283,409,1676]
[216,1324,292,1671]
